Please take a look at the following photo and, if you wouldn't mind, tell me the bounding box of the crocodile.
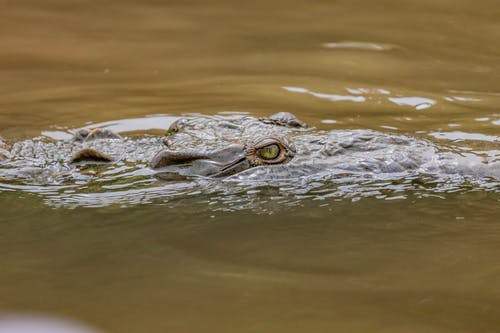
[152,112,499,181]
[0,112,498,188]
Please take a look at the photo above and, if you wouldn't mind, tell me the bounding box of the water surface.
[1,0,499,332]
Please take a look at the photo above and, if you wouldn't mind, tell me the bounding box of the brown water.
[1,1,500,332]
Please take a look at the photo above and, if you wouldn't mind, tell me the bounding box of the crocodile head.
[150,137,296,179]
[65,113,301,179]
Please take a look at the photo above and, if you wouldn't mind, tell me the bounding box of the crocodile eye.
[245,137,294,166]
[257,144,280,160]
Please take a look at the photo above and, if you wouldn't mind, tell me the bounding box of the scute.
[259,112,307,128]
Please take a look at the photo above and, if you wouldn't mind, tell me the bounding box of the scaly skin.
[0,113,498,185]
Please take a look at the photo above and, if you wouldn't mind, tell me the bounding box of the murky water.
[1,1,499,332]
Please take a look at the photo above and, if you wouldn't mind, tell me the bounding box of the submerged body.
[0,113,498,187]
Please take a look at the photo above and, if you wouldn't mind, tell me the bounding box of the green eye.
[258,144,280,160]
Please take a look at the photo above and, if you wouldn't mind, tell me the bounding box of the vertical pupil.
[259,144,279,159]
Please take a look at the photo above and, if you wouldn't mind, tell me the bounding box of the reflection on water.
[428,131,500,143]
[322,41,399,51]
[283,86,367,102]
[0,314,104,333]
[1,0,500,332]
[388,96,436,110]
[42,115,178,140]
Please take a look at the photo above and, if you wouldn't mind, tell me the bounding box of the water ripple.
[322,41,399,51]
[1,169,496,211]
